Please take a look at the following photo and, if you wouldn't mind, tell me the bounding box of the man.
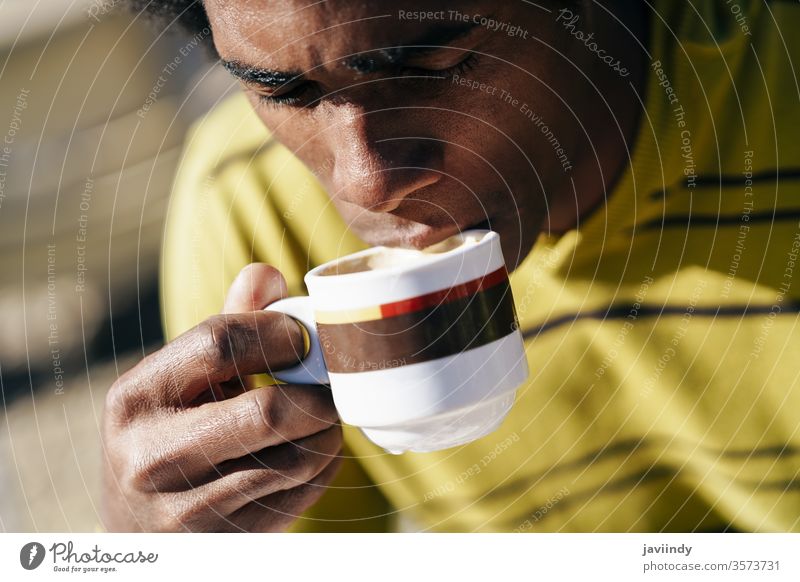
[102,0,800,532]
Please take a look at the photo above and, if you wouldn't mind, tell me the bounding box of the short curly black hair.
[127,0,216,55]
[126,0,586,60]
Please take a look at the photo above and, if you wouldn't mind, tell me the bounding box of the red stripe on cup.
[378,266,509,319]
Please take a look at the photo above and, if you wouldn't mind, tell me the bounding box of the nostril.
[367,193,405,213]
[329,131,445,212]
[372,168,441,212]
[334,165,443,213]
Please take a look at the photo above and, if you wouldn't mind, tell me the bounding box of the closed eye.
[396,52,480,79]
[252,52,480,108]
[253,83,313,106]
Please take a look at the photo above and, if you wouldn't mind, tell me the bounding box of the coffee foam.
[322,231,486,276]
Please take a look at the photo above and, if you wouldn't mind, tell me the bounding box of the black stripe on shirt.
[521,302,800,339]
[636,208,800,231]
[415,438,800,524]
[649,167,800,200]
[503,466,800,530]
[484,437,800,500]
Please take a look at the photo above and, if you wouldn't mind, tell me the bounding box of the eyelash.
[397,52,480,79]
[256,53,481,108]
[258,85,309,107]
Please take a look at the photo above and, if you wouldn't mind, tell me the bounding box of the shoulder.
[160,93,292,340]
[178,92,273,179]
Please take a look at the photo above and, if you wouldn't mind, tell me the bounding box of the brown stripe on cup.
[317,279,519,373]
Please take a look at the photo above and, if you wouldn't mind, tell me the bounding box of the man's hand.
[101,264,342,532]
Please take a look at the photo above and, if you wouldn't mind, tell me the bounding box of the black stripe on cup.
[316,279,519,373]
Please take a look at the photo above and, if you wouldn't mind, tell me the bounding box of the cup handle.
[264,296,330,385]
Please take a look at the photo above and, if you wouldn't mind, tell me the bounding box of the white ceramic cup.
[265,230,529,454]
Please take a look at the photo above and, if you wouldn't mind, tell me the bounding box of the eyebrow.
[221,21,482,88]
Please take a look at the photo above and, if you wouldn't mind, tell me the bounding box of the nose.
[327,107,444,213]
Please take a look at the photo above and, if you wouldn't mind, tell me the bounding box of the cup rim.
[305,229,497,283]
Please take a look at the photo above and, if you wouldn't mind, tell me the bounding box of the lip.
[308,229,499,281]
[392,216,495,250]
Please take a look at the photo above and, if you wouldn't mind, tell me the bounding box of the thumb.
[222,263,289,314]
[218,264,298,397]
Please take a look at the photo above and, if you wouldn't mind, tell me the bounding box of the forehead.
[205,0,487,66]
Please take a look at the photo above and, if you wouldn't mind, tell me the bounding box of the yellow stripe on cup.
[315,304,383,325]
[314,267,509,325]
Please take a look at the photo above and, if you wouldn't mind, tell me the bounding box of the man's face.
[205,0,583,269]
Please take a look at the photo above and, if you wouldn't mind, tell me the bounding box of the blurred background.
[0,0,234,530]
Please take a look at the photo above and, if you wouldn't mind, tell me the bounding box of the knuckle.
[195,316,241,377]
[242,263,281,282]
[303,458,341,495]
[168,499,208,532]
[299,389,337,425]
[287,432,339,484]
[249,389,283,440]
[317,423,343,450]
[295,457,322,485]
[296,429,342,482]
[104,355,171,425]
[279,442,308,476]
[104,375,143,426]
[231,468,279,497]
[104,380,128,423]
[127,451,170,493]
[328,424,344,450]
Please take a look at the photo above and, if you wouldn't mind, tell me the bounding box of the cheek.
[442,100,537,198]
[442,66,542,174]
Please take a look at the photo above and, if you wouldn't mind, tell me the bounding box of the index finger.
[123,310,306,409]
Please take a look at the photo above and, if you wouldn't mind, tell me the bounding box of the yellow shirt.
[161,0,800,531]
